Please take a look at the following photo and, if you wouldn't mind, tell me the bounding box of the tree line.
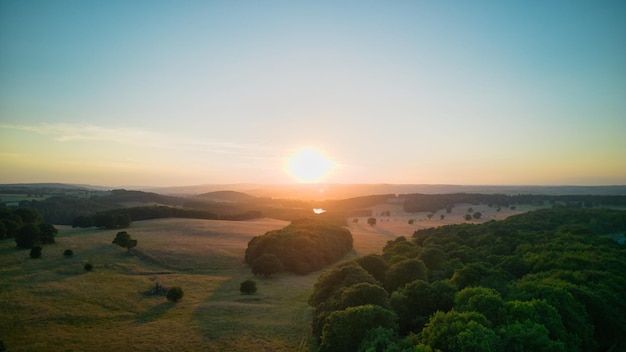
[72,206,263,229]
[403,193,626,213]
[245,218,353,276]
[308,208,626,351]
[0,206,58,249]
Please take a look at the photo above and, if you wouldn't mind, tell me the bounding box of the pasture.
[0,205,539,351]
[0,218,319,351]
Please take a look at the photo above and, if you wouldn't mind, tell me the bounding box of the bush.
[167,286,184,302]
[84,263,93,271]
[63,249,74,257]
[240,280,257,294]
[30,246,42,259]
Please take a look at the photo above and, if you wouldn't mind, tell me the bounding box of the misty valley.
[1,184,626,351]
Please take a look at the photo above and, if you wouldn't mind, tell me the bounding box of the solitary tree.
[167,286,184,302]
[240,280,257,294]
[367,218,377,226]
[30,246,42,259]
[112,231,138,252]
[473,212,482,219]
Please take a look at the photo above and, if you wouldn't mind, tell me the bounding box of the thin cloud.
[0,122,277,160]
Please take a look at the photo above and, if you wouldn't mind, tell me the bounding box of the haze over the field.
[1,1,625,187]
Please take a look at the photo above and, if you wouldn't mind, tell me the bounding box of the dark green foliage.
[356,254,388,283]
[384,258,427,292]
[63,249,74,257]
[357,327,415,352]
[0,221,7,239]
[240,280,257,294]
[9,208,55,248]
[419,310,501,352]
[319,305,398,352]
[251,253,284,277]
[12,207,42,224]
[245,218,353,275]
[84,263,93,271]
[15,223,41,249]
[38,223,57,244]
[166,286,184,302]
[29,246,42,259]
[309,264,377,307]
[472,211,482,219]
[309,207,626,351]
[112,231,137,252]
[391,280,457,334]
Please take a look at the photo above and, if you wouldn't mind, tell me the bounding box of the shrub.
[63,249,74,257]
[30,246,42,259]
[84,263,93,271]
[167,286,184,302]
[240,280,257,294]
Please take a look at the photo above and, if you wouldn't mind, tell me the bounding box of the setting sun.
[287,148,335,183]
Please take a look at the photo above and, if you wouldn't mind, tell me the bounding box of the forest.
[402,193,626,213]
[309,208,626,351]
[245,218,353,276]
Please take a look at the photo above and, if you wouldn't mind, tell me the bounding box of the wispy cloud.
[0,122,277,160]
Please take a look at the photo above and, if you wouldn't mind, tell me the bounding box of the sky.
[1,0,625,187]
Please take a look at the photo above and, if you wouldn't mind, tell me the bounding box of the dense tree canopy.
[1,207,57,248]
[245,218,353,276]
[309,208,626,351]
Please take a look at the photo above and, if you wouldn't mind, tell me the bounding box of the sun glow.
[287,148,335,183]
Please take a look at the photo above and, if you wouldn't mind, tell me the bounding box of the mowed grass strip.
[0,218,328,352]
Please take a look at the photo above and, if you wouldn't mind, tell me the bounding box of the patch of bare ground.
[348,203,547,255]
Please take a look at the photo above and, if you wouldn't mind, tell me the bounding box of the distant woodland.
[309,208,626,351]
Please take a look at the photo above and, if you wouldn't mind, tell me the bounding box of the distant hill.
[195,190,258,203]
[145,183,626,200]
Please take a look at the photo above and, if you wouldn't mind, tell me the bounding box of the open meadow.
[0,218,322,352]
[0,204,544,351]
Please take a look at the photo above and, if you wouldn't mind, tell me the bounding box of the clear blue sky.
[1,0,625,186]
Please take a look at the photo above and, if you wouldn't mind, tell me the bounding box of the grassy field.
[0,218,324,352]
[0,204,544,351]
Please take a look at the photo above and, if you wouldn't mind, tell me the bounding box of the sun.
[287,147,335,183]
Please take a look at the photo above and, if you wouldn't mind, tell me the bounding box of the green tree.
[38,223,57,244]
[384,259,428,292]
[336,282,390,310]
[319,305,398,352]
[30,245,42,259]
[473,212,482,219]
[358,326,415,352]
[112,231,137,252]
[419,310,501,352]
[455,287,504,324]
[13,207,42,224]
[309,264,378,307]
[0,221,6,239]
[240,280,257,294]
[368,217,377,226]
[251,253,284,277]
[15,223,42,249]
[167,286,184,302]
[356,254,388,283]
